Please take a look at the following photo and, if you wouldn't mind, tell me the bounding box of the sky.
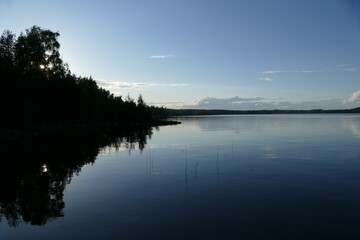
[1,0,360,110]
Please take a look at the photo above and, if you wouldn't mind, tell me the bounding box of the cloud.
[335,64,358,72]
[148,55,174,59]
[297,70,315,73]
[261,70,315,74]
[150,101,187,108]
[261,71,284,74]
[262,65,357,75]
[151,96,268,110]
[96,80,152,89]
[339,68,358,72]
[96,80,189,90]
[183,96,267,109]
[260,77,273,81]
[343,90,360,104]
[336,64,348,67]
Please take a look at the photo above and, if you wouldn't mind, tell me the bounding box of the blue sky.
[1,0,360,109]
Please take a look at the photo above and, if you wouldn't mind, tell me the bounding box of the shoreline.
[0,120,182,141]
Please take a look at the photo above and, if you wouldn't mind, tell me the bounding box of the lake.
[1,114,360,239]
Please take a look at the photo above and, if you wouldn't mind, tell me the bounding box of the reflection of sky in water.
[343,116,360,138]
[3,114,360,240]
[152,114,360,149]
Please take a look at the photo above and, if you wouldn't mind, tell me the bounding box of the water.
[1,114,360,239]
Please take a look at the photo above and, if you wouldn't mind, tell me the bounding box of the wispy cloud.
[150,101,187,108]
[297,70,315,73]
[96,80,152,89]
[261,70,315,74]
[152,96,267,109]
[184,96,267,109]
[261,71,284,74]
[335,64,358,72]
[260,77,273,81]
[262,65,358,74]
[339,68,358,72]
[148,55,174,59]
[336,64,348,68]
[96,80,189,90]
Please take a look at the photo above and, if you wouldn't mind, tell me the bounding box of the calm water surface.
[1,114,360,239]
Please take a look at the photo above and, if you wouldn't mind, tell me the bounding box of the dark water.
[1,114,360,239]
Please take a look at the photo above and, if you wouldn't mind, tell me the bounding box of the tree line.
[0,26,152,128]
[150,106,360,118]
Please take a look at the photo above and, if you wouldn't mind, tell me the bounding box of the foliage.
[0,26,152,128]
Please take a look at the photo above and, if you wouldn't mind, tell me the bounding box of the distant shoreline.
[160,107,360,117]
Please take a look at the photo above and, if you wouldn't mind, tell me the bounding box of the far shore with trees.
[150,107,360,118]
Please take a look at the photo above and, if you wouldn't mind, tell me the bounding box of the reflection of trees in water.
[0,127,153,227]
[102,127,154,152]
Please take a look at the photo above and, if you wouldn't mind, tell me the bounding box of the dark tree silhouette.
[14,26,67,77]
[0,30,16,71]
[0,26,153,129]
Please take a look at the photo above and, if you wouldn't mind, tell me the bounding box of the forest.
[0,26,152,129]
